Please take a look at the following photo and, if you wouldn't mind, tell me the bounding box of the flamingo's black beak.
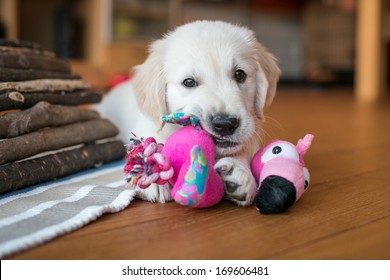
[255,175,296,214]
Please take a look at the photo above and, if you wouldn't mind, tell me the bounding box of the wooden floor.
[9,87,390,260]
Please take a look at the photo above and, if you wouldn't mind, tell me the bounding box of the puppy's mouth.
[212,135,243,156]
[213,136,239,149]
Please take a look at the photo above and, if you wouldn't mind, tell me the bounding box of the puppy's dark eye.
[234,69,247,83]
[182,78,198,88]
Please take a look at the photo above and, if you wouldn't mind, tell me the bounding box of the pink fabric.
[259,157,306,201]
[162,126,224,208]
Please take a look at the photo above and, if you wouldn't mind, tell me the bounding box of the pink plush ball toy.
[124,113,224,208]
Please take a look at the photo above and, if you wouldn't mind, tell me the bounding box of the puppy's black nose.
[211,114,240,136]
[255,175,296,214]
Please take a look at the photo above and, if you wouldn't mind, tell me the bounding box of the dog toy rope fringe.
[124,134,174,188]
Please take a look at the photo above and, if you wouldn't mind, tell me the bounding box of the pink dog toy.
[251,134,314,214]
[125,112,314,213]
[124,113,224,208]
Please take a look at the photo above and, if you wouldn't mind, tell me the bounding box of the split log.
[0,45,55,59]
[0,52,71,73]
[0,90,102,111]
[0,39,55,58]
[0,38,43,50]
[0,119,119,164]
[0,101,100,138]
[0,140,126,195]
[0,79,89,94]
[0,91,24,110]
[0,67,79,82]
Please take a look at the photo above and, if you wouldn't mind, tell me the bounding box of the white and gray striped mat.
[0,160,135,258]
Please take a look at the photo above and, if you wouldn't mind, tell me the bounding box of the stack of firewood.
[0,39,126,195]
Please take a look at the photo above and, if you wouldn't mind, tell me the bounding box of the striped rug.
[0,160,135,258]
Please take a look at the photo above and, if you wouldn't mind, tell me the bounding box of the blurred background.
[1,0,389,102]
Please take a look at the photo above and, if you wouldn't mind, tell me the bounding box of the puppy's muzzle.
[211,114,240,136]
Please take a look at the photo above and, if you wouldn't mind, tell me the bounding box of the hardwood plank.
[272,216,390,259]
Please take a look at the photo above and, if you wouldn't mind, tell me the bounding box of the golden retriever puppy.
[97,20,280,206]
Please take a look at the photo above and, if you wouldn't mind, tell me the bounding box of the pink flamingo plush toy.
[250,134,314,214]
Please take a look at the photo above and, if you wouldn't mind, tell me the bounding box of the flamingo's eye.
[261,142,300,163]
[303,167,310,191]
[272,146,282,154]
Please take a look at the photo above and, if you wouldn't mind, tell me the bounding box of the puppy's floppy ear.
[132,39,167,124]
[254,43,281,119]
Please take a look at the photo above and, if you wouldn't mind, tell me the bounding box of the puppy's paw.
[136,183,172,203]
[215,157,257,206]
